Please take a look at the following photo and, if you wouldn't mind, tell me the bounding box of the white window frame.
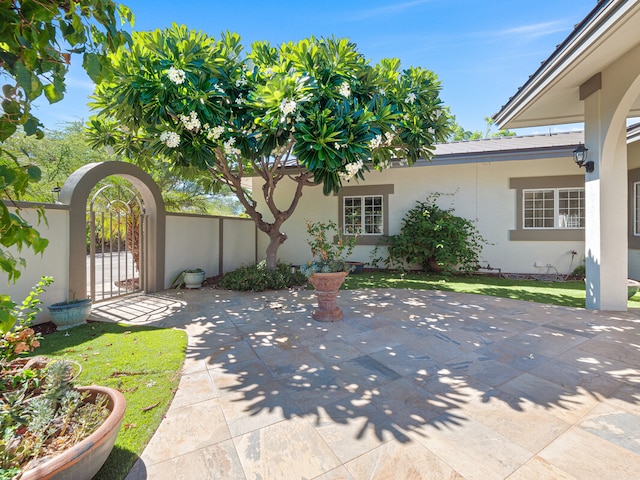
[523,187,584,230]
[634,181,640,236]
[343,195,384,236]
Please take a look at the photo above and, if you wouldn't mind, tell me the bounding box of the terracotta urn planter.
[20,385,126,480]
[308,271,348,322]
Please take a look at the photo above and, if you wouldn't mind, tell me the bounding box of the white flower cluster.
[167,66,186,85]
[236,93,246,105]
[213,84,224,95]
[338,82,351,97]
[279,99,297,116]
[398,158,409,167]
[223,137,241,156]
[179,111,201,132]
[160,131,180,148]
[338,159,363,182]
[378,88,386,96]
[205,125,225,141]
[405,92,417,104]
[368,132,395,151]
[235,76,248,87]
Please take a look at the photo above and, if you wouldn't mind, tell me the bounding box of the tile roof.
[434,131,584,156]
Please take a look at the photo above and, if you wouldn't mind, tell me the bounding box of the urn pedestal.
[308,272,348,322]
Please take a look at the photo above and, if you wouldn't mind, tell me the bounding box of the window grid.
[635,182,640,236]
[344,195,383,235]
[523,188,584,229]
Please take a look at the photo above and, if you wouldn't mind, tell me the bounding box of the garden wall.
[3,202,256,323]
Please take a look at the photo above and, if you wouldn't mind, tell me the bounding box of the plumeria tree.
[88,24,451,269]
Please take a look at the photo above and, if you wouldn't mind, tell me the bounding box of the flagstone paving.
[93,287,640,479]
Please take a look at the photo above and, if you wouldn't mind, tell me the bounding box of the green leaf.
[44,83,65,103]
[0,115,18,141]
[83,53,103,83]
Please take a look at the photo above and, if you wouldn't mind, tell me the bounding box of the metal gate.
[88,183,146,302]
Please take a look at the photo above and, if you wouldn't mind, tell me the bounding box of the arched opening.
[58,162,165,301]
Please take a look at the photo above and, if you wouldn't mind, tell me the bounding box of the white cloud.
[497,21,568,42]
[354,0,434,20]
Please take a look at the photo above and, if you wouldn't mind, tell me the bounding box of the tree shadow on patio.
[181,287,640,457]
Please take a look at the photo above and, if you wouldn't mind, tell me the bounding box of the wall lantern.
[573,144,594,173]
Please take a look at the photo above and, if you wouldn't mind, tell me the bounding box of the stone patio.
[92,287,640,479]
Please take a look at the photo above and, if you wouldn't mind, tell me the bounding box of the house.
[254,0,640,312]
[254,129,640,283]
[494,0,640,310]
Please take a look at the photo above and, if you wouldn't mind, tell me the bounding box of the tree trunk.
[265,231,287,270]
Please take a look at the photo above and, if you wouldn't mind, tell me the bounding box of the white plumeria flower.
[338,82,351,97]
[334,143,342,150]
[369,134,383,150]
[398,158,409,167]
[160,131,181,148]
[279,99,297,116]
[223,137,241,155]
[167,66,186,85]
[207,125,225,141]
[405,92,417,104]
[179,111,201,132]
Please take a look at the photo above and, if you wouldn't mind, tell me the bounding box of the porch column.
[583,90,628,310]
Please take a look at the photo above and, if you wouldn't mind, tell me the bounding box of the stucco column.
[583,90,628,310]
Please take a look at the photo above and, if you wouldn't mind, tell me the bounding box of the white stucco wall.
[254,154,589,275]
[3,205,70,323]
[164,214,257,287]
[221,218,258,272]
[164,214,220,287]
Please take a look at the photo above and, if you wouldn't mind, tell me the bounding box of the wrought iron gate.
[88,183,146,302]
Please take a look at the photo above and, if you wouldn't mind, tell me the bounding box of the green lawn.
[343,271,640,309]
[32,322,187,480]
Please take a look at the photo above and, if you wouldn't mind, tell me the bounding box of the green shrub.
[379,195,486,274]
[220,261,307,291]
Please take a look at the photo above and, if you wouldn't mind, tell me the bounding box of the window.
[635,181,640,236]
[523,188,584,229]
[337,185,393,245]
[343,195,383,235]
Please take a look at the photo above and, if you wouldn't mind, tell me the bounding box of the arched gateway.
[58,162,165,301]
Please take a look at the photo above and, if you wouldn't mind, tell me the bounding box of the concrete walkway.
[93,287,640,479]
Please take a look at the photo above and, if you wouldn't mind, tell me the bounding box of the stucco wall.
[164,214,256,287]
[4,205,70,320]
[165,214,220,287]
[255,154,590,275]
[4,203,255,323]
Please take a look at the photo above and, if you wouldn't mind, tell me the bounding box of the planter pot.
[308,271,348,322]
[20,385,126,480]
[346,261,365,274]
[48,298,92,331]
[183,269,206,289]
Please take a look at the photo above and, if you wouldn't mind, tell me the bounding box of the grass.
[343,270,640,309]
[31,322,187,480]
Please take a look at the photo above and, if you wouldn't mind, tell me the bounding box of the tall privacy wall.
[3,202,256,323]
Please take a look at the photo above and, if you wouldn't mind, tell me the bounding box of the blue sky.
[34,0,592,135]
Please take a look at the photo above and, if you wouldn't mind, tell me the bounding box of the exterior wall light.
[573,144,594,173]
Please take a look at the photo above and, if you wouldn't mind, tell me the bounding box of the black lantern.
[573,144,594,173]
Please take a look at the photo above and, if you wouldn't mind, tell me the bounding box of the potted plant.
[1,278,126,479]
[171,268,206,289]
[47,297,92,330]
[300,220,357,322]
